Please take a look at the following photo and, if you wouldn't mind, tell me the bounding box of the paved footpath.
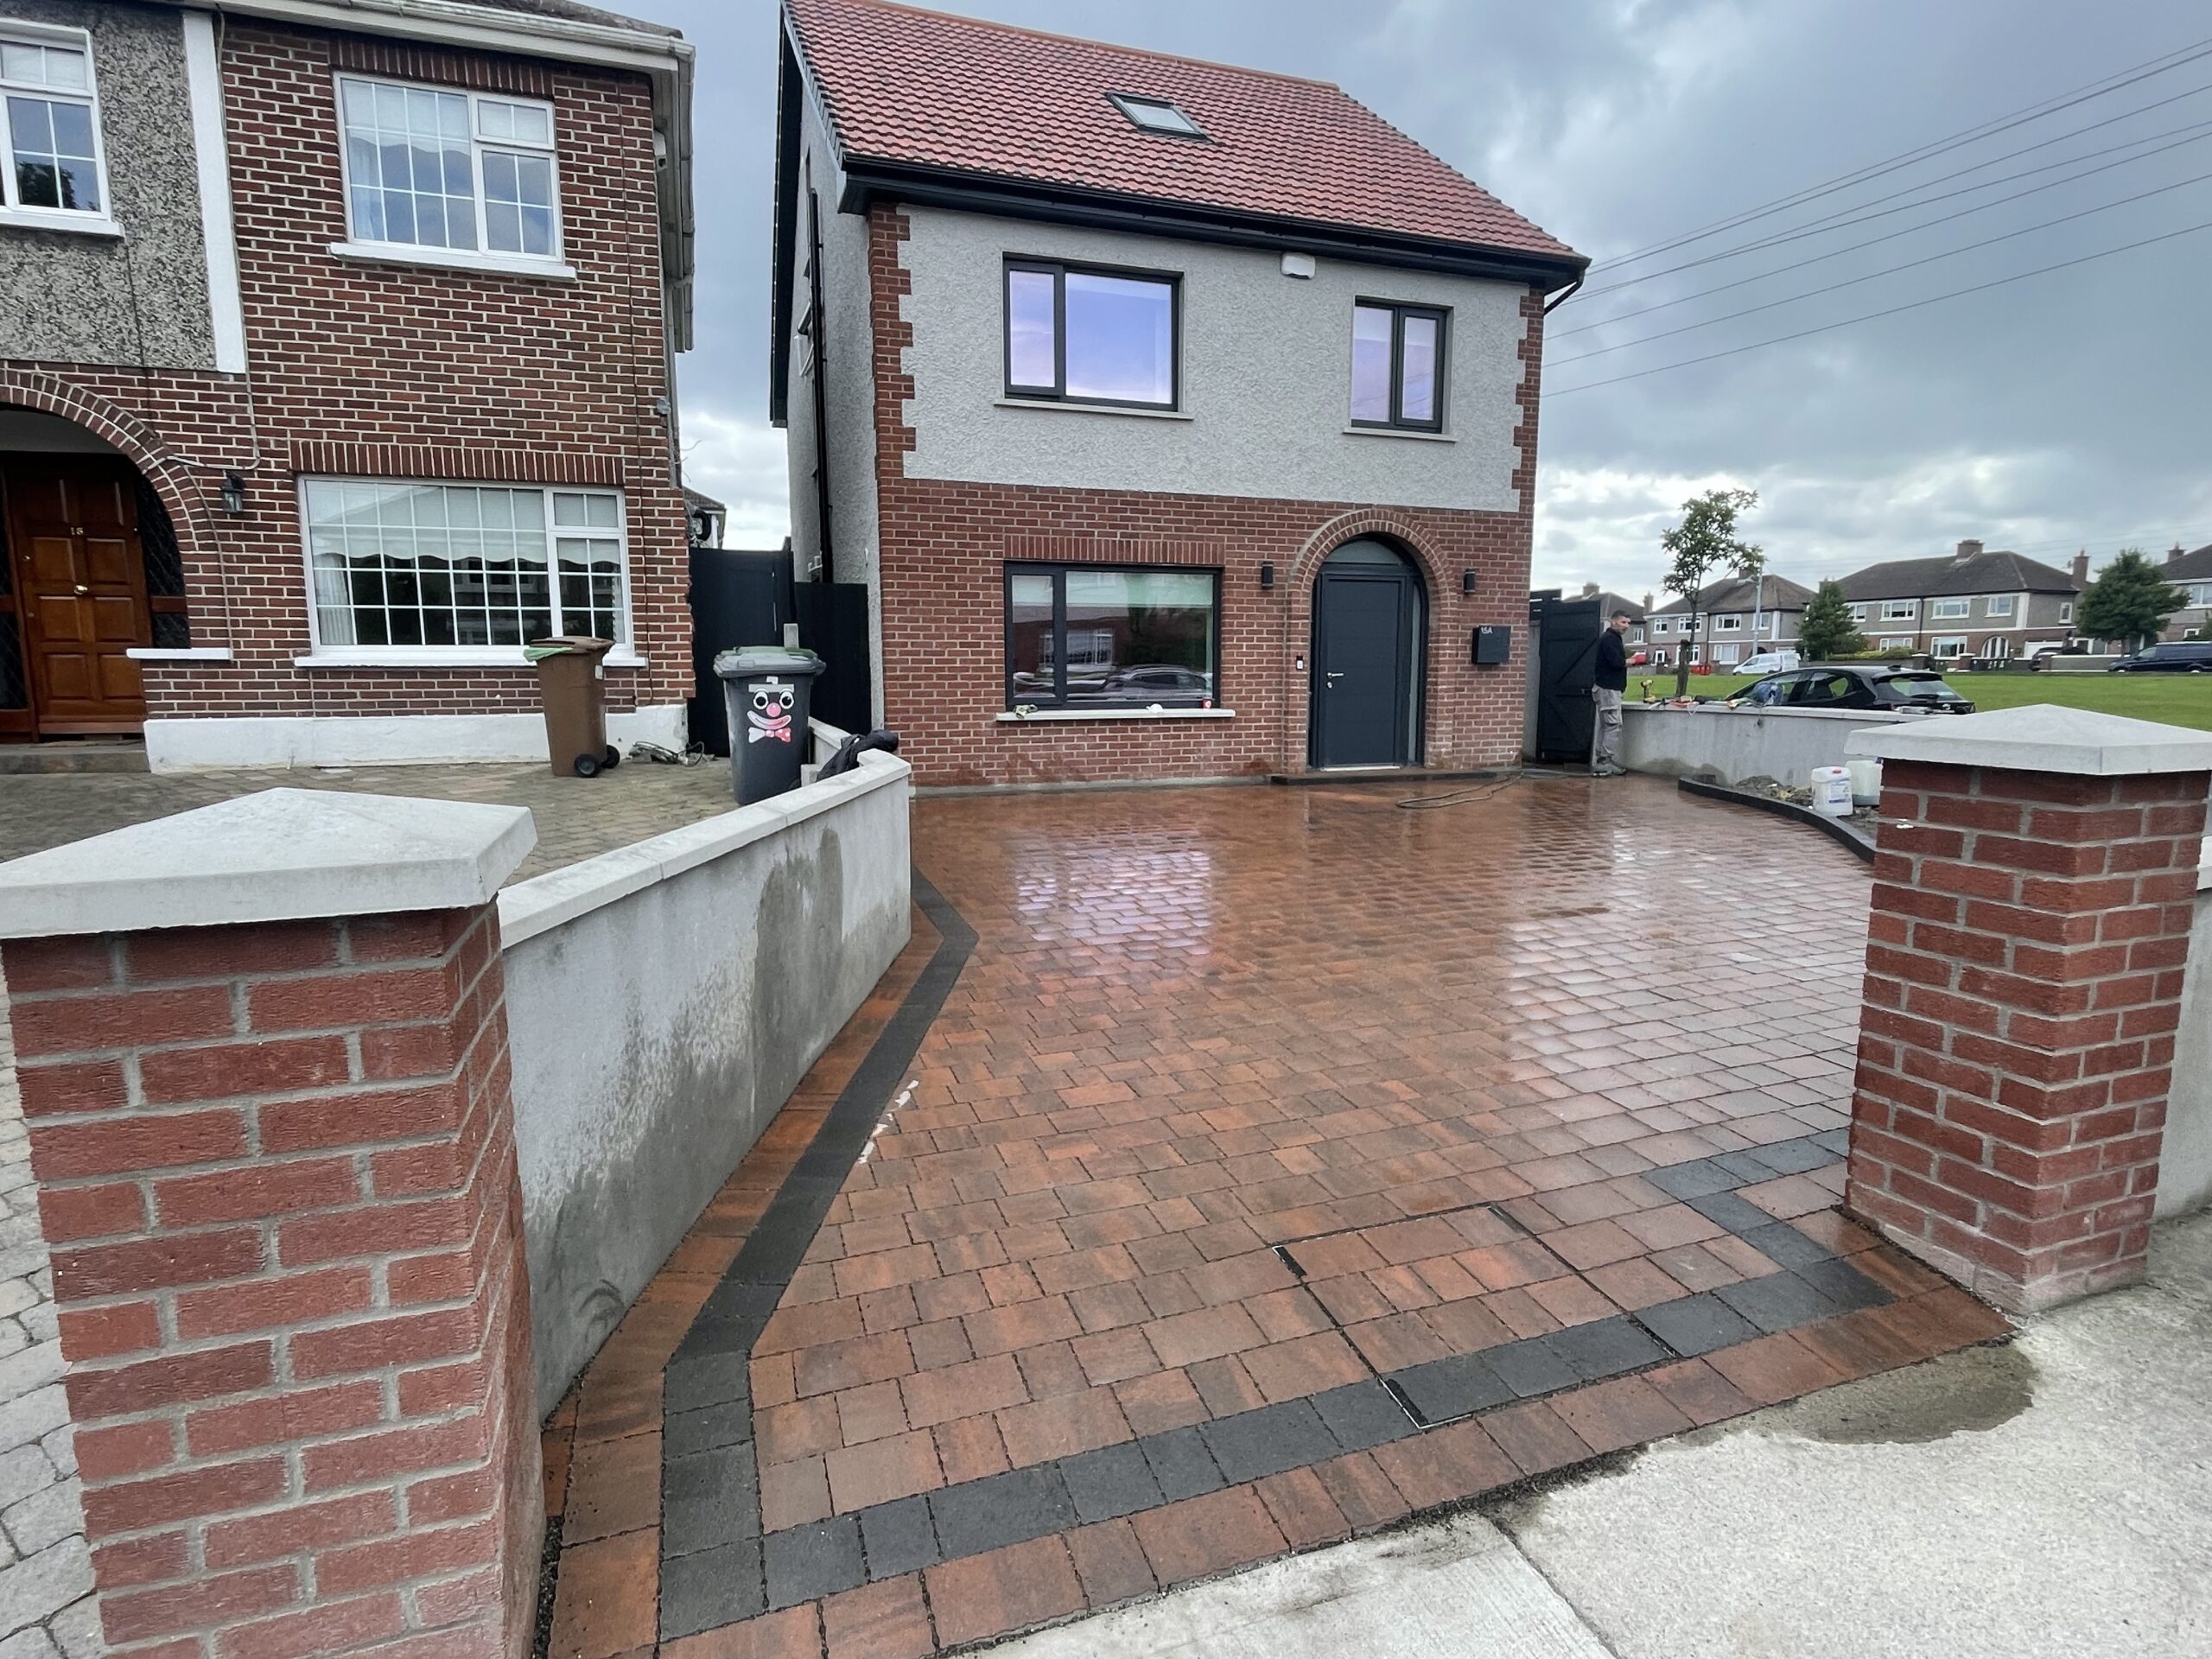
[0,974,97,1658]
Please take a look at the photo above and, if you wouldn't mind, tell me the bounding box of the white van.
[1733,650,1801,676]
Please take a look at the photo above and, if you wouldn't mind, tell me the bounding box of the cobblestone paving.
[543,776,2012,1658]
[0,756,742,882]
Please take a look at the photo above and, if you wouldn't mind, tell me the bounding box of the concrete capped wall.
[1621,702,1923,786]
[0,0,217,369]
[2155,869,2212,1220]
[500,738,912,1408]
[897,207,1527,512]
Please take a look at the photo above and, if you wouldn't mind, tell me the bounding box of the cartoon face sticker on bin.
[715,645,823,804]
[747,679,797,744]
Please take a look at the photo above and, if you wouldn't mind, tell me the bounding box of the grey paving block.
[1815,1128,1852,1156]
[664,1351,752,1414]
[1643,1160,1739,1201]
[664,1399,753,1459]
[1310,1381,1418,1452]
[1478,1338,1579,1401]
[1390,1353,1514,1426]
[660,1537,764,1640]
[1140,1425,1226,1503]
[763,1514,865,1610]
[1058,1440,1163,1523]
[662,1442,760,1558]
[1685,1191,1779,1236]
[1715,1271,1842,1334]
[1548,1317,1669,1382]
[1201,1400,1338,1484]
[1753,1136,1842,1175]
[1796,1256,1892,1312]
[929,1464,1074,1560]
[1740,1221,1837,1270]
[1637,1294,1761,1359]
[858,1493,940,1578]
[1713,1150,1783,1183]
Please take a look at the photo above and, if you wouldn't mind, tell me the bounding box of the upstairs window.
[1004,258,1179,408]
[1984,594,2015,616]
[337,76,560,259]
[1931,597,1971,619]
[1350,301,1446,431]
[1,26,106,219]
[1106,93,1205,138]
[1883,600,1917,620]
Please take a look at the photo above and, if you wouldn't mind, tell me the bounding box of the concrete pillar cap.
[1845,704,2212,776]
[0,788,536,940]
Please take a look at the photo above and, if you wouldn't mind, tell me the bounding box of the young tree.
[1796,579,1866,662]
[1660,487,1764,696]
[2076,548,2187,652]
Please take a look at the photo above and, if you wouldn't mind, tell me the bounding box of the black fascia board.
[769,30,804,429]
[833,158,1589,292]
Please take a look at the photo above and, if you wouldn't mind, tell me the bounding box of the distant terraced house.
[1643,572,1814,668]
[1837,540,2085,662]
[2158,540,2212,639]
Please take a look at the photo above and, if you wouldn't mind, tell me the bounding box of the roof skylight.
[1107,92,1206,138]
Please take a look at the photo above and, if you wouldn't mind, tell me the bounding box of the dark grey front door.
[1312,561,1419,768]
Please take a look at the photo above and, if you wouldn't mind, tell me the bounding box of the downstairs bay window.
[302,480,630,662]
[1006,564,1219,709]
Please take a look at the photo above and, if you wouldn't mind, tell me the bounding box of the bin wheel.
[573,753,603,779]
[602,745,621,768]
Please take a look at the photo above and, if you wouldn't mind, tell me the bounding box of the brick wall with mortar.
[0,906,542,1657]
[2,20,687,728]
[1846,756,2210,1311]
[866,204,1547,787]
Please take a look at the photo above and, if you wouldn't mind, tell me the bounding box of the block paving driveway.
[542,775,2008,1657]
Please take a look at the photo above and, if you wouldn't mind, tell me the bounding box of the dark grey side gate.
[1532,594,1602,764]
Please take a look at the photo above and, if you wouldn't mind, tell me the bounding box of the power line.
[1548,166,2212,366]
[1541,217,2212,397]
[1586,34,2212,276]
[1554,117,2212,337]
[1571,80,2212,302]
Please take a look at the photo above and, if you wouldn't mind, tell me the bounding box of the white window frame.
[1715,614,1744,632]
[1883,601,1918,620]
[2190,582,2212,607]
[1930,636,1968,659]
[1984,594,2015,617]
[0,20,117,235]
[1879,636,1914,651]
[1713,641,1742,665]
[1629,626,1644,644]
[329,73,574,280]
[2060,601,2075,624]
[295,477,641,668]
[1849,604,1868,621]
[1931,597,1971,619]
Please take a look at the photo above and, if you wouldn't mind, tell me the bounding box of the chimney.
[1642,591,1654,613]
[2170,543,2186,566]
[2071,551,2089,584]
[1955,538,1983,561]
[1580,582,1599,598]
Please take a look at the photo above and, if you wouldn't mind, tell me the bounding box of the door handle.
[74,583,91,595]
[1325,671,1344,679]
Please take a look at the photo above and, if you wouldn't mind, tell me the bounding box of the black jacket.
[1594,628,1628,692]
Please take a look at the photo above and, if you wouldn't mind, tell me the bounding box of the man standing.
[1592,610,1630,776]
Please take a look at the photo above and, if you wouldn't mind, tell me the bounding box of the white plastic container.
[1847,757,1883,807]
[1810,766,1853,818]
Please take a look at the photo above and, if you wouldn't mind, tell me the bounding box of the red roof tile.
[785,0,1580,268]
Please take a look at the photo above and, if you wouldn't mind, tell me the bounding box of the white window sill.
[993,398,1193,423]
[0,207,122,238]
[996,707,1234,722]
[296,648,646,671]
[328,241,576,282]
[1341,424,1456,443]
[125,646,232,662]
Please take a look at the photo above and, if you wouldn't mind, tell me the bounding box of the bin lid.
[526,636,615,659]
[714,645,823,679]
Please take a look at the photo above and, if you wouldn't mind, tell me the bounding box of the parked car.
[1732,649,1800,676]
[1732,664,1975,713]
[2108,642,2212,673]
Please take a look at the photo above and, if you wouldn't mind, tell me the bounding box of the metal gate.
[1530,594,1602,764]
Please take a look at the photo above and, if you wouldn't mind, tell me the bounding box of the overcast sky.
[630,0,2212,601]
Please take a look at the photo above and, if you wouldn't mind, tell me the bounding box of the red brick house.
[0,0,693,768]
[771,0,1585,786]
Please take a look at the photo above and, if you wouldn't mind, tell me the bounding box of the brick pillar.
[0,790,543,1658]
[1843,710,2212,1313]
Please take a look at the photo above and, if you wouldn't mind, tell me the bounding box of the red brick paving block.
[562,1431,660,1545]
[1071,1325,1158,1386]
[1642,1359,1757,1428]
[1481,1402,1594,1478]
[964,1295,1079,1357]
[1311,1451,1414,1534]
[760,1456,833,1532]
[1526,1274,1615,1328]
[1067,1517,1156,1607]
[1544,1219,1643,1271]
[1185,1354,1265,1417]
[545,1527,659,1659]
[823,1573,933,1659]
[1548,1376,1694,1456]
[1344,1312,1452,1372]
[931,1414,1010,1485]
[1705,1333,1847,1407]
[1581,1257,1681,1312]
[897,1352,1025,1430]
[925,1536,1084,1649]
[793,1332,917,1399]
[1012,1339,1090,1401]
[662,1604,824,1659]
[1792,1309,1928,1382]
[826,1427,943,1513]
[1255,1465,1350,1549]
[1244,1285,1335,1343]
[1238,1332,1369,1403]
[1851,1247,1948,1299]
[1113,1368,1208,1435]
[1142,1303,1264,1369]
[1371,1419,1514,1511]
[758,1396,842,1465]
[1131,1486,1287,1587]
[995,1385,1131,1466]
[835,1380,910,1448]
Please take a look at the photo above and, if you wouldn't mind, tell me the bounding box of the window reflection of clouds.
[1007,268,1057,387]
[1351,305,1393,422]
[1064,273,1173,404]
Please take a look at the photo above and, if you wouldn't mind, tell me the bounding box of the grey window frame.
[1003,561,1222,709]
[1350,299,1449,432]
[1002,257,1182,410]
[1104,92,1208,140]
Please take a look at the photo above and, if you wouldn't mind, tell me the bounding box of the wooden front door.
[4,461,150,734]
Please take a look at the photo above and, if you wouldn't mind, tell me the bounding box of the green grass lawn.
[1637,670,2212,731]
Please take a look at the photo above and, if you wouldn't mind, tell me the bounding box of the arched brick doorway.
[1307,536,1427,769]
